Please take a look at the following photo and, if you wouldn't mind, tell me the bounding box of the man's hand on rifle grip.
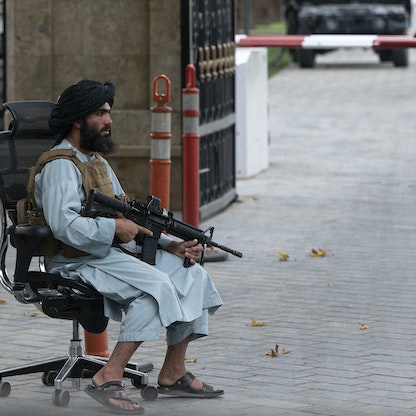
[115,218,153,243]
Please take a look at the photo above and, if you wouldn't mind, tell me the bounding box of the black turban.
[49,80,115,134]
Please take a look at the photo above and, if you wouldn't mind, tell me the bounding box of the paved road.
[1,31,416,416]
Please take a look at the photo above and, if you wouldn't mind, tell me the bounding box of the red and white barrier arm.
[236,34,416,49]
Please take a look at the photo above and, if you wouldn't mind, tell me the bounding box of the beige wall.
[5,0,184,208]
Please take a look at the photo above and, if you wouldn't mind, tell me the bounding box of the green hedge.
[251,21,291,77]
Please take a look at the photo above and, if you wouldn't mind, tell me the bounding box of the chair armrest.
[14,224,52,238]
[12,224,53,285]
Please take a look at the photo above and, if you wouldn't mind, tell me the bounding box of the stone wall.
[5,0,184,208]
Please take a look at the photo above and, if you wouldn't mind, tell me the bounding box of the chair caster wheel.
[0,382,11,397]
[42,370,58,386]
[131,377,144,388]
[52,389,70,407]
[141,385,158,401]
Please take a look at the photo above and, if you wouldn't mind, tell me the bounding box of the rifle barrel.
[210,241,243,258]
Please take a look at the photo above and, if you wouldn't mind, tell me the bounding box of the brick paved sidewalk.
[1,47,416,416]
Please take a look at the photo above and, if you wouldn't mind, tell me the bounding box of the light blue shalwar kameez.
[34,139,223,345]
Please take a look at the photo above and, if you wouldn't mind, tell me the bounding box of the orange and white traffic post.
[84,330,109,358]
[182,64,200,227]
[150,75,172,209]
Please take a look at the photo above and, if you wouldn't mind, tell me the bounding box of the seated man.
[34,80,224,414]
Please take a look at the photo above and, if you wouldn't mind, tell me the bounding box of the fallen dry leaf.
[251,318,266,327]
[29,310,46,317]
[282,348,292,354]
[277,250,289,262]
[310,248,326,257]
[265,344,279,357]
[358,322,368,330]
[184,358,198,363]
[0,299,6,305]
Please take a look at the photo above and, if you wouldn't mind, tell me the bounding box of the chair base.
[0,337,157,405]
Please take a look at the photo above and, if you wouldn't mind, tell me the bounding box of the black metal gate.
[181,0,236,220]
[0,0,5,128]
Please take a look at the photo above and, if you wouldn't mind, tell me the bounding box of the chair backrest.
[0,101,59,212]
[0,101,58,292]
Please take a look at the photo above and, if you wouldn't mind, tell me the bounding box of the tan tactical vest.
[17,149,116,257]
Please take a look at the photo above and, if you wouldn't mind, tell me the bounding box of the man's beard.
[79,122,118,155]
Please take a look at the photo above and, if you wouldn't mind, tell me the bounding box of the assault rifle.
[86,190,243,267]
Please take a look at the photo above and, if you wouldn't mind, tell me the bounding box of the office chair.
[0,101,158,406]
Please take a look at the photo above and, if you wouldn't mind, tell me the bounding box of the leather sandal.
[158,372,224,398]
[84,380,145,414]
